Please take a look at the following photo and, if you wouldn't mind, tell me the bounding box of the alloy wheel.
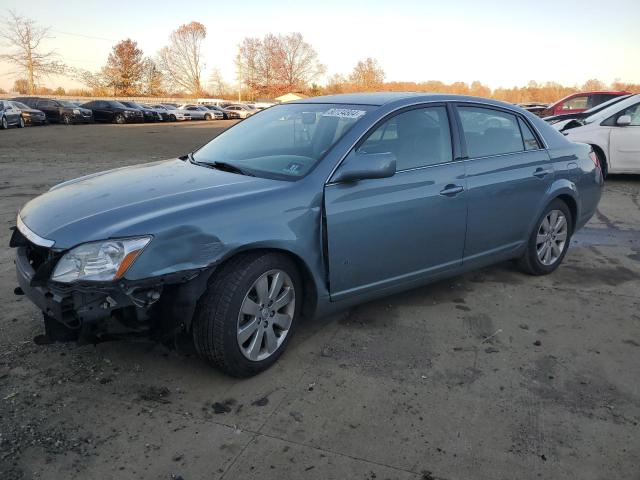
[536,209,568,266]
[19,117,25,128]
[237,269,295,361]
[1,117,7,129]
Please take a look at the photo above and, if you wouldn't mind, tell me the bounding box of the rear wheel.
[192,252,301,377]
[517,199,572,275]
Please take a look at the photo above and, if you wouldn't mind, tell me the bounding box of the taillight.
[589,150,600,169]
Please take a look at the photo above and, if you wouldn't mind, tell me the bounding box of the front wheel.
[204,113,212,120]
[62,113,72,125]
[169,114,176,122]
[1,116,8,129]
[516,199,572,275]
[114,113,125,124]
[19,116,25,128]
[192,252,301,377]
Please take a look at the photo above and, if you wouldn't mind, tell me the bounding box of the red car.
[542,91,629,117]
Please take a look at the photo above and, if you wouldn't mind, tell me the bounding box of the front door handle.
[533,168,552,178]
[439,184,464,197]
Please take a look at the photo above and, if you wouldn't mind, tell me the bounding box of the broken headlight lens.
[51,237,151,283]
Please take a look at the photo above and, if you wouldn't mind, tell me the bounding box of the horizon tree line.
[1,11,639,102]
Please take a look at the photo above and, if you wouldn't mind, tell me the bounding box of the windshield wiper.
[186,152,254,177]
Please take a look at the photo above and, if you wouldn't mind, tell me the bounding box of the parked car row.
[1,97,257,129]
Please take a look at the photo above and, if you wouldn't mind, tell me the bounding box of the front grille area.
[10,227,60,285]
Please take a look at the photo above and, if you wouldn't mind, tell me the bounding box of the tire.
[1,116,8,129]
[192,252,301,377]
[204,113,212,121]
[169,114,176,122]
[516,199,573,275]
[19,116,25,128]
[592,146,608,178]
[114,113,125,124]
[62,113,72,125]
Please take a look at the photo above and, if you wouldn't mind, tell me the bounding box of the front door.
[454,104,554,265]
[324,105,467,301]
[609,101,640,173]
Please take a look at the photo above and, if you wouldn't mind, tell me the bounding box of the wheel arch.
[213,246,319,319]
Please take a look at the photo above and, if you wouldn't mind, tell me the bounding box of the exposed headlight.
[51,237,151,283]
[73,109,80,115]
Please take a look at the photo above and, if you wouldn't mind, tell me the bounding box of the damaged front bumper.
[11,227,210,334]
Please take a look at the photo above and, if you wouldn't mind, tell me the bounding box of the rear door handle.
[533,168,552,178]
[439,184,464,197]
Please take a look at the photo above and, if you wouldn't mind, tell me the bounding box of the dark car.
[11,93,603,377]
[80,100,143,124]
[9,101,47,126]
[120,102,163,122]
[12,97,93,124]
[0,100,24,128]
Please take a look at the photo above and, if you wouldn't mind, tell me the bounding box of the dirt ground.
[1,122,639,480]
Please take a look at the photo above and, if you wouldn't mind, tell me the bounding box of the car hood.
[18,158,279,249]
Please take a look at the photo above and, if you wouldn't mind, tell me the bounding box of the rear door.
[609,101,640,173]
[454,104,553,266]
[324,104,467,300]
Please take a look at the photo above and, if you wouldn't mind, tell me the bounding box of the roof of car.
[291,92,521,110]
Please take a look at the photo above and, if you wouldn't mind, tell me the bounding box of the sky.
[1,0,639,92]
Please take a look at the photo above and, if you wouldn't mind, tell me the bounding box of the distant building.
[275,92,308,103]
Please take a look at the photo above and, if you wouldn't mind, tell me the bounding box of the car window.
[458,106,525,157]
[518,118,541,150]
[194,103,374,180]
[619,103,640,126]
[358,106,452,170]
[562,96,588,110]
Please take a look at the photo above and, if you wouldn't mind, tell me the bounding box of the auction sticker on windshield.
[322,108,367,119]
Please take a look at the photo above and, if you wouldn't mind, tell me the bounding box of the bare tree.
[0,11,66,94]
[278,33,324,92]
[349,58,385,91]
[141,58,164,96]
[101,39,146,96]
[207,67,228,97]
[237,32,324,98]
[157,21,206,95]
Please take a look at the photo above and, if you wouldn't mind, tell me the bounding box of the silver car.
[180,104,223,120]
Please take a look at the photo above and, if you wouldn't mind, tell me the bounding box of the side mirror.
[617,115,632,126]
[331,151,396,183]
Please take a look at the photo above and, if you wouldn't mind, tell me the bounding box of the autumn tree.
[13,78,29,94]
[582,78,606,91]
[101,39,146,96]
[237,32,324,97]
[349,58,385,90]
[158,21,206,95]
[0,11,66,94]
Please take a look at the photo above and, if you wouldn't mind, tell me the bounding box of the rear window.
[458,106,525,158]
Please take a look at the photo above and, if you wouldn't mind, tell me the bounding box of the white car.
[154,104,192,122]
[561,94,640,175]
[223,104,257,119]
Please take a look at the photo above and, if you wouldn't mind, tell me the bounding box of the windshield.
[584,95,639,124]
[11,101,29,109]
[58,101,77,107]
[163,105,177,110]
[193,103,374,180]
[106,101,127,108]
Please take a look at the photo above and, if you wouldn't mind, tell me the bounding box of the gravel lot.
[1,122,639,480]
